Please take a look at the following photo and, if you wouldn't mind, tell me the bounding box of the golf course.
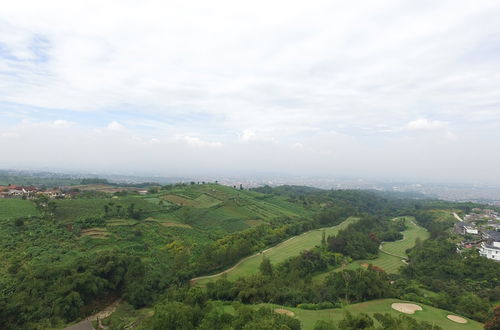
[312,216,430,283]
[192,216,359,285]
[230,299,483,330]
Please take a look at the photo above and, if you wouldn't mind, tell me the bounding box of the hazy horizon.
[2,1,500,184]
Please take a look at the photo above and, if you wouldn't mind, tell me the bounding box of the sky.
[1,0,500,183]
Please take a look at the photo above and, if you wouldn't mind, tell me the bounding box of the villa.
[479,231,500,261]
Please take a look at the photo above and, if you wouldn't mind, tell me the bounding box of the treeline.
[326,215,405,260]
[412,210,455,238]
[197,217,319,274]
[400,238,500,321]
[205,248,394,307]
[131,285,440,330]
[0,252,167,329]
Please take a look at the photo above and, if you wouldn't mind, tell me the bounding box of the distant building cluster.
[455,208,500,261]
[0,184,72,199]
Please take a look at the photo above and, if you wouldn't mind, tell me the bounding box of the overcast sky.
[1,0,500,183]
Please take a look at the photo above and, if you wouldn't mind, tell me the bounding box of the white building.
[479,231,500,261]
[464,226,479,235]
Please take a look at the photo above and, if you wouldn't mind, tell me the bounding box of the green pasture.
[225,299,482,330]
[195,217,359,284]
[0,199,40,220]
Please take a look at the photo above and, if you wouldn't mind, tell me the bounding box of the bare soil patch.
[447,315,467,323]
[161,221,192,228]
[80,228,110,239]
[391,303,422,314]
[274,308,295,317]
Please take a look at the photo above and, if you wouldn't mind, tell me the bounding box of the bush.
[297,301,337,310]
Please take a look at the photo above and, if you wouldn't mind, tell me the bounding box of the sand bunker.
[447,315,467,323]
[274,309,295,317]
[391,303,422,314]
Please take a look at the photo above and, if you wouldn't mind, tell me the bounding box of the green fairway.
[381,216,430,258]
[238,299,483,330]
[313,217,429,281]
[349,217,429,273]
[344,252,405,273]
[194,217,359,284]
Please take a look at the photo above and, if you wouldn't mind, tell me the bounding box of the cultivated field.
[230,299,483,330]
[194,217,359,284]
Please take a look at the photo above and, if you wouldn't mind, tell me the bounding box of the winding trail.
[453,212,464,222]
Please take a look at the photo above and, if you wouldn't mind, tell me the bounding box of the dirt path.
[453,212,464,222]
[86,299,121,322]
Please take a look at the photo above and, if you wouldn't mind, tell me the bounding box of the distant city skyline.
[1,1,500,183]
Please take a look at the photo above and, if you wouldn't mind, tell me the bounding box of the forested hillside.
[0,183,497,329]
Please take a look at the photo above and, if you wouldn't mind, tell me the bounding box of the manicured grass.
[314,251,406,284]
[381,217,429,258]
[196,217,359,284]
[230,299,483,330]
[314,217,429,280]
[0,199,40,219]
[344,252,405,274]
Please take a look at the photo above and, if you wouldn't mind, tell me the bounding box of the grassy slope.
[381,216,430,258]
[0,199,40,219]
[195,217,359,285]
[226,299,483,330]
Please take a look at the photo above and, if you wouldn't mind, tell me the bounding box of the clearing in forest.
[193,217,359,284]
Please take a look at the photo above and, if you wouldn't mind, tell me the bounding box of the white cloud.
[0,1,500,182]
[107,121,125,131]
[240,129,257,142]
[445,130,459,141]
[178,135,222,148]
[52,120,74,128]
[406,118,447,131]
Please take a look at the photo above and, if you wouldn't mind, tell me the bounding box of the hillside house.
[38,189,65,199]
[454,222,479,235]
[479,231,500,261]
